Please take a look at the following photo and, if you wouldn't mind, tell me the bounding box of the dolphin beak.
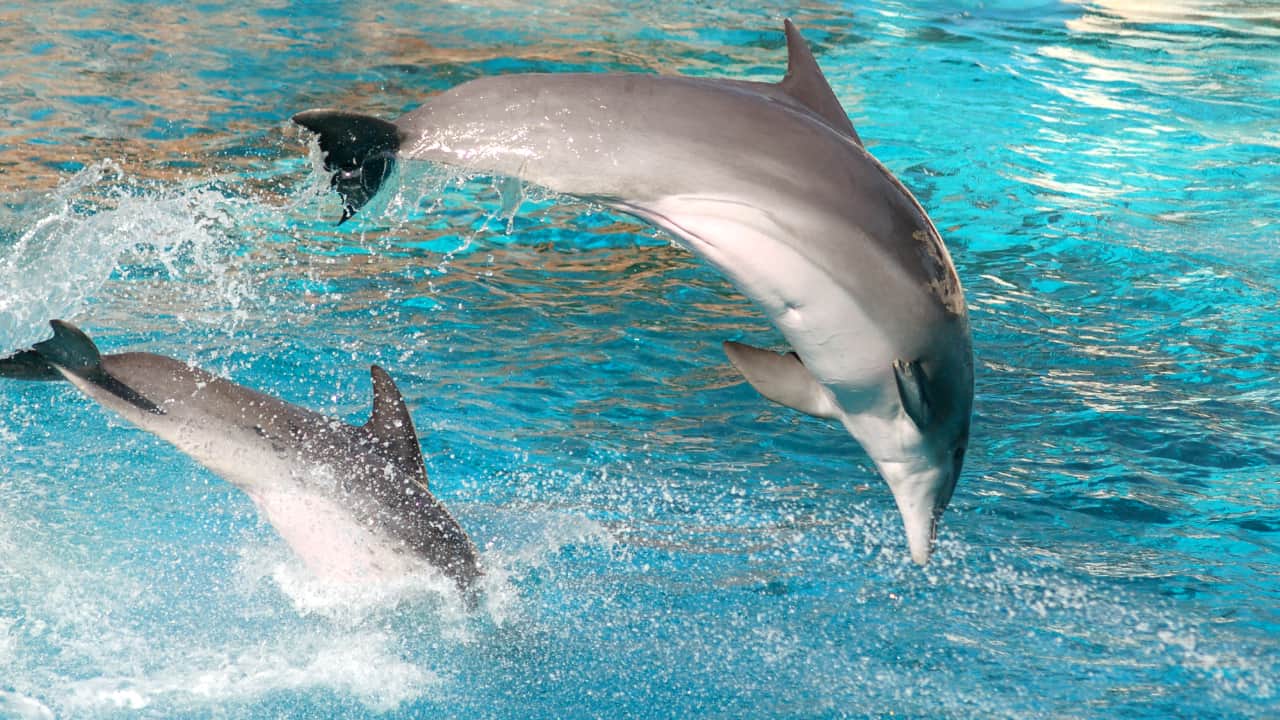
[897,500,938,565]
[882,465,951,565]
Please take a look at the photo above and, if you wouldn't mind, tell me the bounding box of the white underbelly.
[154,426,419,582]
[246,488,420,583]
[640,196,898,386]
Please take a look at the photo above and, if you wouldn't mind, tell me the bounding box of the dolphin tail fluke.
[1,320,107,380]
[33,320,163,415]
[32,320,102,376]
[292,109,402,224]
[0,349,61,380]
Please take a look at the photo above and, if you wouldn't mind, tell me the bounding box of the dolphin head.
[867,351,972,565]
[873,421,968,565]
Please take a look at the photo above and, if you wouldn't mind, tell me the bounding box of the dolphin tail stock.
[32,320,164,416]
[292,109,403,224]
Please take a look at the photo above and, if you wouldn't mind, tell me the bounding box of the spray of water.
[0,161,257,353]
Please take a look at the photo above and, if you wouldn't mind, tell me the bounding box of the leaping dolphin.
[292,20,973,564]
[2,321,481,593]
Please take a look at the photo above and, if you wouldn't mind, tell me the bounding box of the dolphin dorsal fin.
[779,19,862,145]
[364,365,430,490]
[723,341,841,420]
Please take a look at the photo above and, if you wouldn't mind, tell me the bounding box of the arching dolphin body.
[3,321,481,592]
[293,20,973,564]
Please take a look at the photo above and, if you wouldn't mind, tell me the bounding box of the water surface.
[1,1,1277,717]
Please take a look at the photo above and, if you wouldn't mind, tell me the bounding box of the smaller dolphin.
[2,321,480,594]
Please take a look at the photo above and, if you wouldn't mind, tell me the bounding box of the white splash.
[0,161,256,353]
[234,540,468,625]
[0,616,14,668]
[57,631,441,714]
[0,691,55,720]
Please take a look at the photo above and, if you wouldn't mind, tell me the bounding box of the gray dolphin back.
[292,18,855,225]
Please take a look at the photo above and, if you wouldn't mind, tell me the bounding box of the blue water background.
[0,0,1277,717]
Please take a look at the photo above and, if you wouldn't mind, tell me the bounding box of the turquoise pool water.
[1,1,1277,717]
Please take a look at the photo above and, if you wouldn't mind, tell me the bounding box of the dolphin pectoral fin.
[723,341,840,420]
[33,320,164,415]
[364,365,430,491]
[0,349,61,380]
[893,359,933,429]
[292,110,402,224]
[780,19,862,145]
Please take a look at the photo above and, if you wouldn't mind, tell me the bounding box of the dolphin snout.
[880,459,956,566]
[899,499,940,566]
